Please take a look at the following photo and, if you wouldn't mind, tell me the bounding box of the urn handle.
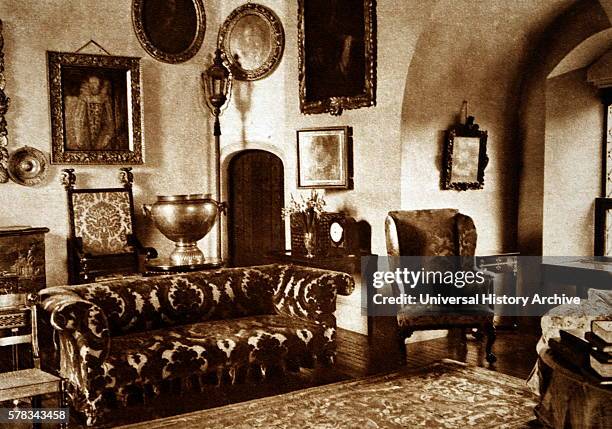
[202,197,227,215]
[142,203,152,218]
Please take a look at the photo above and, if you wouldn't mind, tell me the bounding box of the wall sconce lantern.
[202,48,232,262]
[202,48,232,136]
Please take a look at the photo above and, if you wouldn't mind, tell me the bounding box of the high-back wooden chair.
[61,168,157,284]
[0,294,66,428]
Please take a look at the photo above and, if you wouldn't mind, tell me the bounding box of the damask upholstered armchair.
[385,209,496,363]
[61,168,156,284]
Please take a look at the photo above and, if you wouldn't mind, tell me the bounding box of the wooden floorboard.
[336,328,539,380]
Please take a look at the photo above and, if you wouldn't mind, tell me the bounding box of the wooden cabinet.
[0,227,48,305]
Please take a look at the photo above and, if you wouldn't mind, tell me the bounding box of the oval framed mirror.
[132,0,206,64]
[218,3,284,81]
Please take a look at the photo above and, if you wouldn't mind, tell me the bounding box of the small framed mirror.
[217,3,284,81]
[442,116,488,191]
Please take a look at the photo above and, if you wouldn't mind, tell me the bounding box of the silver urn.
[143,194,220,265]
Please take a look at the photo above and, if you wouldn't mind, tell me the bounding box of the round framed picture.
[132,0,206,64]
[218,3,284,81]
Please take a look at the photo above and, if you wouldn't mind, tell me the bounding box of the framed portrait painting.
[132,0,206,64]
[442,117,488,191]
[297,126,352,189]
[47,51,143,164]
[298,0,376,116]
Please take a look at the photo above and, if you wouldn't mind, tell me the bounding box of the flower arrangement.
[281,189,326,233]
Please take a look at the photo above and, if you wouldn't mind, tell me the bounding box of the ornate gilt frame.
[442,117,488,191]
[298,0,377,116]
[0,19,10,183]
[48,51,144,165]
[132,0,206,64]
[218,3,284,81]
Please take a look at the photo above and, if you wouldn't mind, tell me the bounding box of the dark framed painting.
[218,3,284,81]
[298,0,376,116]
[132,0,206,64]
[442,116,488,191]
[47,51,143,165]
[297,126,352,189]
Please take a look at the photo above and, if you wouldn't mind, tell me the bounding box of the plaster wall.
[400,0,578,256]
[543,68,602,256]
[517,0,610,256]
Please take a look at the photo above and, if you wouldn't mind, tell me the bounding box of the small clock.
[329,221,344,244]
[290,212,359,257]
[325,213,358,256]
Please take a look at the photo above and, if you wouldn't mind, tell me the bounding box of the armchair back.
[386,209,477,256]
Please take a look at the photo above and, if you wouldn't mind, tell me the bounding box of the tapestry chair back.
[61,168,156,284]
[71,190,133,255]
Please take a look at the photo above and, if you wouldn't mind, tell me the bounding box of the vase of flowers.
[282,190,326,258]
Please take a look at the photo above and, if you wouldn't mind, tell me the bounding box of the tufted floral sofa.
[40,264,354,425]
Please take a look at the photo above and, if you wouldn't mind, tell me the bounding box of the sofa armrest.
[41,289,111,362]
[272,265,355,326]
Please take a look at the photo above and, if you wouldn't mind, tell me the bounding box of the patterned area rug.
[118,360,537,429]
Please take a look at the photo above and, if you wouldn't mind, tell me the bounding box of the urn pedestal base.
[170,243,204,266]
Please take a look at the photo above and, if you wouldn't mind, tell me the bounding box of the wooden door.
[228,150,284,267]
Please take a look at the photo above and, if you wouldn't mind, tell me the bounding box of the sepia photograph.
[0,1,611,428]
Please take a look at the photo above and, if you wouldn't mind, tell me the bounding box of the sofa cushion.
[93,315,334,392]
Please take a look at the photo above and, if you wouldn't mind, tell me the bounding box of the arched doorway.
[227,150,285,267]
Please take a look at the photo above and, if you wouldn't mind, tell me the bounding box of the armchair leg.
[485,322,497,364]
[397,330,410,365]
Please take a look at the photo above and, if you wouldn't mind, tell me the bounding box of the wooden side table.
[476,252,519,329]
[541,258,612,299]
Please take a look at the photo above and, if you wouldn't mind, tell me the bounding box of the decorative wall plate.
[7,146,48,186]
[218,3,284,81]
[132,0,206,64]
